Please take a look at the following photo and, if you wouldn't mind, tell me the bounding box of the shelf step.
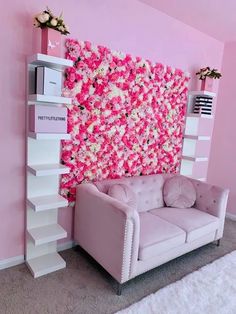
[182,156,208,162]
[27,223,67,246]
[28,132,71,140]
[27,194,68,211]
[28,94,72,105]
[27,164,70,176]
[186,113,213,119]
[26,252,66,278]
[27,53,73,70]
[189,91,216,97]
[186,175,206,181]
[184,135,211,141]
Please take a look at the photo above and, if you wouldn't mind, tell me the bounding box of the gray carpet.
[0,219,236,314]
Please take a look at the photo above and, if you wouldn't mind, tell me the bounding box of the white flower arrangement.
[196,67,222,80]
[33,7,70,35]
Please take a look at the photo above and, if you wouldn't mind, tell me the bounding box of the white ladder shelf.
[26,53,73,278]
[180,90,217,181]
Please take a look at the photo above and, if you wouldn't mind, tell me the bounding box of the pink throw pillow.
[163,176,196,208]
[108,184,137,209]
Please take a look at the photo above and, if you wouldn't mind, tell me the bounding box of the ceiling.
[140,0,236,42]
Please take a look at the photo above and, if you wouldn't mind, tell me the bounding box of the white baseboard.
[57,240,75,252]
[0,255,24,271]
[226,213,236,221]
[0,241,75,271]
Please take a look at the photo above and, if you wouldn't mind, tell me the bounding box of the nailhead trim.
[121,218,134,283]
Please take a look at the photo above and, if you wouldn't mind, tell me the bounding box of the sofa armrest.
[189,178,229,238]
[74,183,140,283]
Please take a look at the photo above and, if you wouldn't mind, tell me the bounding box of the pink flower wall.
[60,39,189,203]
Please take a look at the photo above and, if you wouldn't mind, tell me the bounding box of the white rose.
[50,18,58,27]
[36,14,44,23]
[104,110,111,117]
[89,85,95,95]
[202,69,209,76]
[37,13,50,23]
[58,25,65,32]
[43,13,50,22]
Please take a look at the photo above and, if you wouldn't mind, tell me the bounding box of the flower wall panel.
[61,39,189,203]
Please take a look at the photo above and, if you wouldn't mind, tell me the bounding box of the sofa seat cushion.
[139,212,186,261]
[149,207,219,243]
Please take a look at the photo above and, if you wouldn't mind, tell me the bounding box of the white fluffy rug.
[117,250,236,314]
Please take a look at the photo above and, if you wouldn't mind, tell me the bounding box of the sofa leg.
[116,283,123,296]
[216,239,221,247]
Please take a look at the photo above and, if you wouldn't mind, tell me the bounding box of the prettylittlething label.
[38,115,66,121]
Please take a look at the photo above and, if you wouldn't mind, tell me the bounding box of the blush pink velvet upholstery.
[149,207,219,243]
[163,176,196,208]
[108,184,138,209]
[139,212,186,260]
[94,174,170,212]
[74,174,229,284]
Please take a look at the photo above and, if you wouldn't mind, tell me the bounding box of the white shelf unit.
[185,175,206,182]
[181,91,217,181]
[182,156,208,162]
[187,91,216,116]
[27,164,70,176]
[27,194,68,212]
[27,53,73,70]
[182,135,211,158]
[28,132,71,140]
[26,54,73,278]
[27,223,67,246]
[28,94,72,105]
[184,135,211,140]
[26,252,66,278]
[188,90,216,97]
[187,113,213,119]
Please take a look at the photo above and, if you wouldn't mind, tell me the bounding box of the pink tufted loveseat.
[74,174,229,294]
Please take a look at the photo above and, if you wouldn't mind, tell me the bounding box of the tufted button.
[213,200,216,203]
[200,195,202,198]
[130,182,134,186]
[142,181,145,184]
[145,200,149,204]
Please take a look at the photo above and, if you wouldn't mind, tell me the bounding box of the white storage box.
[29,105,67,133]
[36,66,62,96]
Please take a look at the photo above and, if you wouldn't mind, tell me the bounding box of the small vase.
[41,28,62,57]
[201,77,213,92]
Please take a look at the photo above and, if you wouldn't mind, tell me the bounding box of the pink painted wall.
[208,41,236,215]
[141,0,236,42]
[0,0,224,261]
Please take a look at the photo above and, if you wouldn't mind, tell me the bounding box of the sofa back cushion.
[94,173,173,212]
[108,184,138,209]
[163,175,196,208]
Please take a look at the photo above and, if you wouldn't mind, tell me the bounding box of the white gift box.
[36,66,62,96]
[29,105,67,133]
